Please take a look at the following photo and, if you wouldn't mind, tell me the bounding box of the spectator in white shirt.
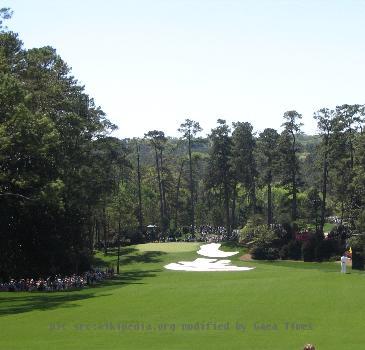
[341,253,350,273]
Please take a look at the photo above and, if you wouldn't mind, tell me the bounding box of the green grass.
[136,242,200,253]
[303,222,335,233]
[1,242,364,350]
[323,223,335,233]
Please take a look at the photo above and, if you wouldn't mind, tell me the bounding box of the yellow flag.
[349,247,352,254]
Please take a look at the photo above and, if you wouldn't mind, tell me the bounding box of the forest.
[1,7,365,279]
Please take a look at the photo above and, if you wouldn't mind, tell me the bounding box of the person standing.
[341,252,350,273]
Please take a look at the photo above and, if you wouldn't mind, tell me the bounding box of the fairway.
[1,243,364,350]
[136,242,200,253]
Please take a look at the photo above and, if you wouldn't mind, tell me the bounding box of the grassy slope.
[0,243,364,350]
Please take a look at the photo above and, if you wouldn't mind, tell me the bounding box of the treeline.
[0,9,127,278]
[2,8,365,279]
[130,108,365,239]
[129,110,365,263]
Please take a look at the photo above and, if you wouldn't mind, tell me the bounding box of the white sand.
[164,243,255,272]
[164,258,255,272]
[197,243,239,258]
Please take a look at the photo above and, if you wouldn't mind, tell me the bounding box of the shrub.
[251,246,279,260]
[315,238,341,261]
[240,222,288,247]
[272,224,292,245]
[329,255,340,262]
[352,248,364,270]
[302,240,316,262]
[266,247,280,260]
[280,240,302,260]
[247,225,280,260]
[279,244,289,260]
[295,230,314,242]
[251,246,266,260]
[239,219,263,244]
[327,225,352,241]
[250,226,279,247]
[348,235,365,270]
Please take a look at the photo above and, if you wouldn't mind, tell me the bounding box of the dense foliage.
[2,8,365,278]
[0,9,123,278]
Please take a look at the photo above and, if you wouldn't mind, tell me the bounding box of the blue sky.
[5,0,365,138]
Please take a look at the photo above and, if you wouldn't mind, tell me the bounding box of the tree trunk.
[95,218,100,246]
[87,205,93,250]
[188,134,195,236]
[136,144,143,236]
[103,206,107,255]
[231,181,237,229]
[251,179,257,215]
[349,133,354,170]
[320,139,328,235]
[223,180,231,237]
[267,178,272,227]
[174,160,185,230]
[291,133,297,222]
[292,177,297,222]
[160,148,168,234]
[154,147,164,232]
[117,220,121,274]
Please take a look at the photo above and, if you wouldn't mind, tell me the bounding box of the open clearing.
[1,242,364,350]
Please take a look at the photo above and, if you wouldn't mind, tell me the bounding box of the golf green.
[1,243,364,350]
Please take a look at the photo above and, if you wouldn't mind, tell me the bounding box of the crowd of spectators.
[148,224,240,243]
[199,225,227,236]
[199,225,239,242]
[0,268,114,292]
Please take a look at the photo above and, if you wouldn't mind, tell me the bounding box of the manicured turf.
[136,242,200,252]
[1,243,364,350]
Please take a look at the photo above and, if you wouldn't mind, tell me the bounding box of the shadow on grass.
[90,269,161,289]
[0,269,160,317]
[91,247,166,269]
[0,292,106,316]
[121,251,166,265]
[91,247,138,268]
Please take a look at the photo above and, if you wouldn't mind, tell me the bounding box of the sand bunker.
[197,243,239,258]
[164,243,255,272]
[165,258,254,272]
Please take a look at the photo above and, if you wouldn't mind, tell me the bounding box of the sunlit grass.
[1,242,364,350]
[136,242,200,253]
